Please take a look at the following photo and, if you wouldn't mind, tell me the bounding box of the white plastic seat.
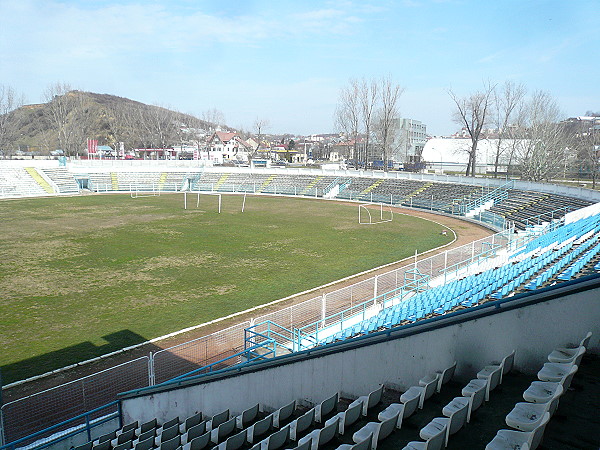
[334,432,372,450]
[505,386,563,432]
[547,345,585,364]
[442,385,485,424]
[465,364,501,401]
[523,365,577,402]
[402,420,446,450]
[420,398,468,447]
[298,417,338,450]
[348,384,384,416]
[537,362,577,382]
[477,350,515,384]
[325,401,361,435]
[402,377,437,410]
[352,409,399,450]
[315,393,338,423]
[485,412,550,450]
[377,389,420,429]
[419,361,457,393]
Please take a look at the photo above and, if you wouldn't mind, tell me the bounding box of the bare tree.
[44,83,94,156]
[374,76,404,171]
[250,118,270,160]
[491,81,526,177]
[202,108,225,132]
[449,82,495,176]
[335,79,361,162]
[359,78,378,168]
[518,90,567,182]
[0,85,25,155]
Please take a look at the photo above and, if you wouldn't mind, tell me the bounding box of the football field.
[0,194,453,383]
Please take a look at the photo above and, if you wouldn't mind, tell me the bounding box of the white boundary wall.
[121,279,600,425]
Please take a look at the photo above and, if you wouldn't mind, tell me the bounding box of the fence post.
[373,275,378,299]
[148,353,155,386]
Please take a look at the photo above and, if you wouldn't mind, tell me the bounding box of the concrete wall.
[120,277,600,426]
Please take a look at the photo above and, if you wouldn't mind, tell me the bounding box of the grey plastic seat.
[73,442,93,450]
[247,414,273,443]
[156,424,180,446]
[547,345,585,364]
[208,410,230,431]
[264,425,290,450]
[348,384,384,416]
[273,401,296,428]
[134,437,154,450]
[326,401,361,435]
[111,429,136,447]
[352,409,399,450]
[420,398,468,447]
[113,441,133,450]
[92,442,111,450]
[402,420,446,450]
[298,417,338,450]
[182,422,208,444]
[211,416,237,444]
[505,385,563,432]
[182,431,211,450]
[334,432,372,450]
[486,412,549,450]
[216,429,247,450]
[289,408,315,440]
[160,434,181,450]
[180,412,204,433]
[138,418,158,435]
[315,392,339,423]
[236,403,260,429]
[377,388,420,429]
[289,440,312,450]
[158,417,180,434]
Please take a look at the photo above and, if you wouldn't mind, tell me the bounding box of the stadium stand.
[1,164,599,450]
[0,166,50,197]
[40,167,80,194]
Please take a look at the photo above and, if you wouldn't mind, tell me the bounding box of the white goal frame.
[184,191,222,213]
[358,202,394,224]
[130,183,161,198]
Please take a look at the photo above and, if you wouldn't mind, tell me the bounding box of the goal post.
[184,191,222,213]
[130,183,161,198]
[358,202,394,225]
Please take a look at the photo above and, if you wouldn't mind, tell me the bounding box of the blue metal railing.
[244,321,295,353]
[459,180,514,214]
[171,343,278,381]
[0,401,120,450]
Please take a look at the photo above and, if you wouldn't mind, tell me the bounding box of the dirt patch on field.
[2,206,493,403]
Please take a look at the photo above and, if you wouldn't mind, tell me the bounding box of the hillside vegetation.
[1,91,212,156]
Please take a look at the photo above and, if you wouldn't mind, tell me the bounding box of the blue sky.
[1,0,598,135]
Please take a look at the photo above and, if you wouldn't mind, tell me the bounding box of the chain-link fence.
[1,357,149,444]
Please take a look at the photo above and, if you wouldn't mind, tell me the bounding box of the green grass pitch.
[0,194,453,383]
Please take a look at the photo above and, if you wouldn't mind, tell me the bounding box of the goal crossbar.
[358,202,394,224]
[184,191,222,213]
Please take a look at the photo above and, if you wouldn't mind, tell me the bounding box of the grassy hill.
[1,91,213,156]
